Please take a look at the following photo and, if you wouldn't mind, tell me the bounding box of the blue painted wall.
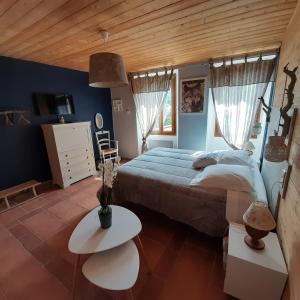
[0,56,113,189]
[178,62,209,150]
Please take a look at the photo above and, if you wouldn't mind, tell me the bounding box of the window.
[151,76,176,135]
[214,106,261,139]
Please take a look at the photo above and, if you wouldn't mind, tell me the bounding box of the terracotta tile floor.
[0,177,232,300]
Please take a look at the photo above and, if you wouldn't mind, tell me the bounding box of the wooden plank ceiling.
[0,0,298,72]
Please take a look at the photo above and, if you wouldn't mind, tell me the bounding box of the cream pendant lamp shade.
[89,52,128,88]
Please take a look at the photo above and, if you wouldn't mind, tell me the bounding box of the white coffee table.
[68,205,149,299]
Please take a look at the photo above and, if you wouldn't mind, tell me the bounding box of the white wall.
[110,86,139,159]
[178,62,209,150]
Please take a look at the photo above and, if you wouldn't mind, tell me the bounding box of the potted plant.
[97,157,120,229]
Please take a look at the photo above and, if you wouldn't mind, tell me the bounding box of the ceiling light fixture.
[89,30,128,88]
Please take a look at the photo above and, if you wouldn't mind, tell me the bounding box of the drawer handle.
[67,162,69,165]
[65,154,68,157]
[69,176,72,179]
[86,149,88,152]
[88,162,90,165]
[86,156,89,159]
[68,169,70,172]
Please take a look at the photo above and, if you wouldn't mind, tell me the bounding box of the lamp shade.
[89,52,128,88]
[264,135,287,162]
[243,201,276,231]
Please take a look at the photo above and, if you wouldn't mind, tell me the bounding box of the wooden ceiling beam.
[26,1,295,65]
[63,31,283,71]
[0,0,67,44]
[1,0,178,56]
[0,0,296,72]
[46,8,291,66]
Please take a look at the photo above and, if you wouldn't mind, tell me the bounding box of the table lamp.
[243,201,276,250]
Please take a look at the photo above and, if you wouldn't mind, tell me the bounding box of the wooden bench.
[0,180,41,209]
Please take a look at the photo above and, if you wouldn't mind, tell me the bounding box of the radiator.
[148,139,174,149]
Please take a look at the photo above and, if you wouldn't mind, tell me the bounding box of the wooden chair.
[95,130,119,163]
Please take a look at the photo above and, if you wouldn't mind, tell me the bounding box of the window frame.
[151,75,177,136]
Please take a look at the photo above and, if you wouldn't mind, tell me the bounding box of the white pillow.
[192,153,218,169]
[214,150,251,166]
[190,164,254,193]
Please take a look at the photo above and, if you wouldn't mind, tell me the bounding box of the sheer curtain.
[209,56,277,149]
[129,69,173,153]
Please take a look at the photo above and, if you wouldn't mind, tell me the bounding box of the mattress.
[113,147,227,236]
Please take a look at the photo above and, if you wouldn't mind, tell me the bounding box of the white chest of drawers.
[42,122,96,188]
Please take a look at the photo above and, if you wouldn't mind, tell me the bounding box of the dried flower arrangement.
[96,157,121,228]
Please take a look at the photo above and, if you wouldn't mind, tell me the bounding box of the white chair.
[95,130,119,163]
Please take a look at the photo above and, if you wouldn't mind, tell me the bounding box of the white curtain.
[209,57,277,149]
[129,69,173,153]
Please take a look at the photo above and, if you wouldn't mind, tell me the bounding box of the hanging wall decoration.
[264,63,298,162]
[180,77,206,113]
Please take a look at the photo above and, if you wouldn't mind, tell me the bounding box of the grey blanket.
[113,147,227,236]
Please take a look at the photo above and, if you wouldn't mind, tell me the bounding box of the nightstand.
[224,223,288,300]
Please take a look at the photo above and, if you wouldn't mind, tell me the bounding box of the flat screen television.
[33,93,75,116]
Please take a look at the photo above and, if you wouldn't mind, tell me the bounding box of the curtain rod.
[129,48,280,75]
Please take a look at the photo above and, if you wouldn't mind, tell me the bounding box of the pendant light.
[89,31,128,88]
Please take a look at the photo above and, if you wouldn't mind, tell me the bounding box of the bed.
[113,147,267,237]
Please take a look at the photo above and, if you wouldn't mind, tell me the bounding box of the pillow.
[214,150,251,166]
[190,164,255,193]
[192,153,218,169]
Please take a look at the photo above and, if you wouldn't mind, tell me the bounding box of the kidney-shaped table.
[68,205,150,299]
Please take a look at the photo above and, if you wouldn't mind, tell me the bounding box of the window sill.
[151,132,176,136]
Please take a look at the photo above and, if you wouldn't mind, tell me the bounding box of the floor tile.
[46,225,76,265]
[47,200,87,224]
[45,256,74,290]
[21,196,52,212]
[22,210,65,241]
[0,253,70,300]
[158,243,216,300]
[18,231,42,251]
[68,191,99,210]
[0,207,28,227]
[0,177,227,300]
[0,226,11,242]
[18,208,43,222]
[139,235,167,270]
[8,223,31,238]
[30,242,57,265]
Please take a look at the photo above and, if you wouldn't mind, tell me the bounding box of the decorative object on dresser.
[97,158,120,229]
[224,223,288,300]
[95,130,119,163]
[264,64,298,162]
[243,201,276,250]
[42,122,96,188]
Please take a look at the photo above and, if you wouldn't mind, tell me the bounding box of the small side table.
[68,205,150,299]
[224,223,288,300]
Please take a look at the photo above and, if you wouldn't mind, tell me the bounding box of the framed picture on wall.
[180,77,206,113]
